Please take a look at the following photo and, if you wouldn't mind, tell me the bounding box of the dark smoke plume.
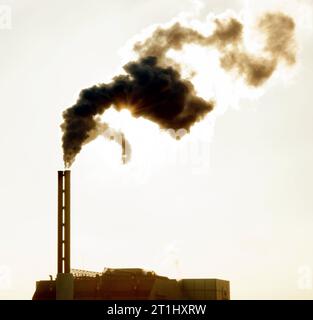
[62,56,213,167]
[61,12,296,167]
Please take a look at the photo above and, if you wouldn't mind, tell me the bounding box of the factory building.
[33,268,230,300]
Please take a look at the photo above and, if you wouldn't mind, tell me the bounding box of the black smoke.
[61,12,296,167]
[62,56,214,167]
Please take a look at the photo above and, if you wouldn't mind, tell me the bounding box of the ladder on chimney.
[57,171,71,274]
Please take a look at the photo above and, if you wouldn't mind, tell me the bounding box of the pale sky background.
[0,0,313,300]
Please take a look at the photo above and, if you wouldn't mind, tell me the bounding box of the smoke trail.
[134,12,296,86]
[220,12,296,86]
[61,12,296,167]
[133,17,243,68]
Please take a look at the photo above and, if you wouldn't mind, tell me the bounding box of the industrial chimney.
[56,170,73,300]
[58,170,71,273]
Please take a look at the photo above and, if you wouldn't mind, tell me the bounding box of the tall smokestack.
[57,170,71,274]
[56,170,73,300]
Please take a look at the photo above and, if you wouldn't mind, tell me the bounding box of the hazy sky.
[0,0,313,299]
